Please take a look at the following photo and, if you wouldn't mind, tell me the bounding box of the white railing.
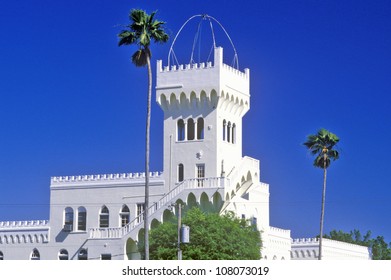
[0,220,49,229]
[88,177,226,239]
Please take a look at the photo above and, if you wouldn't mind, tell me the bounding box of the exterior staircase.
[88,177,227,241]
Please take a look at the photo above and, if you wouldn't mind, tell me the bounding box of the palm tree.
[303,128,340,260]
[118,9,169,260]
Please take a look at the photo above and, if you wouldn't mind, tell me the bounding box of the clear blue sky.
[1,0,390,242]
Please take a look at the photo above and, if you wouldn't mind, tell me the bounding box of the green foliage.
[118,9,169,67]
[303,128,340,169]
[147,207,262,260]
[323,229,391,260]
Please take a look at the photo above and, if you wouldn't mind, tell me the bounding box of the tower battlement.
[156,47,250,116]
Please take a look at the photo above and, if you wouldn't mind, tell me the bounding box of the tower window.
[197,117,204,140]
[232,123,236,144]
[99,206,109,228]
[187,118,195,140]
[223,120,226,141]
[177,119,185,141]
[178,164,184,182]
[196,164,205,187]
[0,251,3,260]
[227,122,232,143]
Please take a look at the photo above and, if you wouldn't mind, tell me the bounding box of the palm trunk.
[144,54,152,260]
[318,155,327,260]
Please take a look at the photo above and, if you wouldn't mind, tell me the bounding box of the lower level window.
[0,251,3,260]
[78,249,88,260]
[31,249,40,260]
[101,254,112,260]
[59,249,69,260]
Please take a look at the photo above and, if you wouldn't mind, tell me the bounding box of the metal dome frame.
[168,14,239,69]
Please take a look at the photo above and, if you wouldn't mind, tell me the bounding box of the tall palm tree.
[118,9,169,260]
[303,128,340,260]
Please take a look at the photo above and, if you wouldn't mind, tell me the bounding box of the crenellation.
[50,171,163,184]
[0,220,49,228]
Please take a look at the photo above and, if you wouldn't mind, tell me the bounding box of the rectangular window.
[136,203,145,224]
[178,164,184,182]
[101,254,112,260]
[78,211,87,231]
[196,164,205,187]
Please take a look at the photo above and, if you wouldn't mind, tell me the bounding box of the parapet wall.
[50,171,163,187]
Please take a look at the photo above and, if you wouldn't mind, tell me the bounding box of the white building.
[291,238,371,260]
[0,45,370,260]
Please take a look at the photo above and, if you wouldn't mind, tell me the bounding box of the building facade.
[0,47,368,260]
[291,238,371,260]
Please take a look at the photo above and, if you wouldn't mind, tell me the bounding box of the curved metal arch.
[168,14,239,69]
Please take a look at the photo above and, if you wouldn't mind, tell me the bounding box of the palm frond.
[118,30,137,46]
[304,128,340,169]
[119,9,168,66]
[131,48,150,67]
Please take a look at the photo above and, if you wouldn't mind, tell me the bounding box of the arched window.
[64,207,74,231]
[31,249,40,260]
[232,123,236,144]
[78,249,88,260]
[227,122,232,143]
[177,119,185,141]
[99,206,109,228]
[120,205,130,227]
[58,249,69,260]
[223,120,227,141]
[0,251,3,260]
[187,118,195,140]
[178,164,184,182]
[197,117,204,140]
[77,207,87,231]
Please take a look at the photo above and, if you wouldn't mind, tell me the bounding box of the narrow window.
[136,203,145,224]
[232,123,236,144]
[120,205,130,227]
[0,251,3,260]
[31,249,40,260]
[101,254,112,260]
[78,249,88,260]
[177,119,185,141]
[197,117,204,140]
[64,207,74,231]
[99,206,109,228]
[187,118,195,140]
[59,249,69,260]
[196,164,205,187]
[227,122,232,143]
[223,120,227,141]
[178,164,184,182]
[77,207,87,231]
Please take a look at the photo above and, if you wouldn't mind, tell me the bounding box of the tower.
[156,47,250,192]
